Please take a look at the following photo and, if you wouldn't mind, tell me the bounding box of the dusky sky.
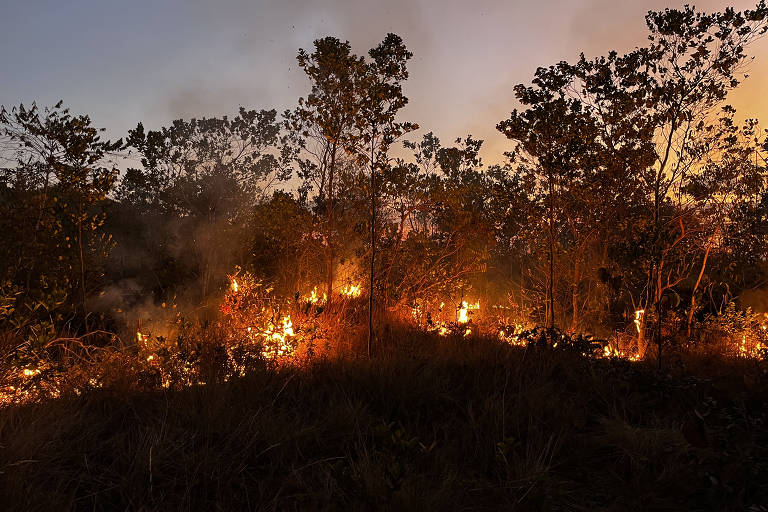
[2,0,766,164]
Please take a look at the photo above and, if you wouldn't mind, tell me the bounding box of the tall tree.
[498,64,597,331]
[354,33,416,357]
[293,38,367,308]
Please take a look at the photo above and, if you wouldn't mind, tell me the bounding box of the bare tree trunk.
[77,199,88,332]
[687,229,717,338]
[368,129,376,359]
[637,315,647,357]
[656,263,663,369]
[651,173,663,369]
[326,142,337,309]
[547,172,555,330]
[571,258,580,334]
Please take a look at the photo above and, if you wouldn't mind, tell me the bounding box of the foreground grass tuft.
[1,335,767,511]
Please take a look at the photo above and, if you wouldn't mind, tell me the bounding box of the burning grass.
[1,275,767,509]
[1,267,767,509]
[1,268,767,408]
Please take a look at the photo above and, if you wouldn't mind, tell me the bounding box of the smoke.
[92,206,250,342]
[738,288,768,315]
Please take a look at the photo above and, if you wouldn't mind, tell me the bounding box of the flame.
[633,309,645,333]
[457,300,480,324]
[498,325,527,347]
[458,303,468,323]
[308,286,326,304]
[261,315,296,359]
[341,284,362,298]
[16,259,768,409]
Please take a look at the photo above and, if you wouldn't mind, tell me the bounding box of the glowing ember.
[498,325,528,347]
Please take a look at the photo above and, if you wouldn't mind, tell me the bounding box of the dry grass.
[1,332,767,511]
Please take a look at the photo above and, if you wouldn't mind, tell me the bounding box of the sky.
[1,0,768,165]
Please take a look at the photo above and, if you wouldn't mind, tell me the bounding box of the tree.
[121,108,292,301]
[0,101,120,330]
[293,37,368,309]
[497,64,598,331]
[499,3,768,362]
[122,108,290,215]
[292,34,416,357]
[579,4,768,362]
[354,33,416,357]
[379,133,494,316]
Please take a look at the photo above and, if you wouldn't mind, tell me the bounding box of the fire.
[341,284,362,298]
[261,315,296,359]
[633,309,645,333]
[308,286,326,304]
[600,343,641,361]
[13,262,768,410]
[498,325,527,347]
[737,332,763,358]
[457,301,480,324]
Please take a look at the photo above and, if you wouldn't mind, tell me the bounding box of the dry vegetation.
[2,331,767,511]
[4,3,768,509]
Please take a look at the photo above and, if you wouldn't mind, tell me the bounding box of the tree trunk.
[656,264,663,369]
[326,142,337,309]
[651,174,663,369]
[637,314,647,358]
[571,258,580,334]
[547,171,555,330]
[77,199,88,332]
[368,130,376,359]
[687,229,717,338]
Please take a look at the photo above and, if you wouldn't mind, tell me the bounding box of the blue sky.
[2,0,766,163]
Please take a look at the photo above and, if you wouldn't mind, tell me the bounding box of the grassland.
[1,332,767,511]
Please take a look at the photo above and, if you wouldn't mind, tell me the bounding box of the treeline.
[3,4,768,352]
